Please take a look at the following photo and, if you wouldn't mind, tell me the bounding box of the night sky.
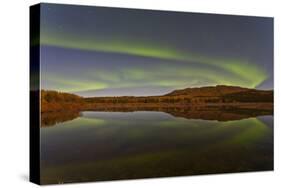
[40,3,273,97]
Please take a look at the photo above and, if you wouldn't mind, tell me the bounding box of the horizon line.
[39,84,274,98]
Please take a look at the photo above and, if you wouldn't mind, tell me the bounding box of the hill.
[164,85,273,103]
[166,85,248,96]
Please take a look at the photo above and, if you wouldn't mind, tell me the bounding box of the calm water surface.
[40,111,273,184]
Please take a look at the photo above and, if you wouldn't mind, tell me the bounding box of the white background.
[0,0,280,187]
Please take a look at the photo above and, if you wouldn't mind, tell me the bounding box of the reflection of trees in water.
[41,111,80,127]
[41,104,273,127]
[162,105,273,121]
[91,105,273,121]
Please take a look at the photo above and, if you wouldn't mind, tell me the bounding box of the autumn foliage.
[41,90,85,112]
[41,86,273,113]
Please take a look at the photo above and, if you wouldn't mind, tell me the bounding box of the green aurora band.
[40,30,268,93]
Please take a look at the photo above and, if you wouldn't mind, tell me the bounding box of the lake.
[40,110,273,184]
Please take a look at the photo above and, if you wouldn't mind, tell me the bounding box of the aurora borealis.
[40,3,273,97]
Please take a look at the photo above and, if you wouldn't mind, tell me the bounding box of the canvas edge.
[30,3,41,185]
